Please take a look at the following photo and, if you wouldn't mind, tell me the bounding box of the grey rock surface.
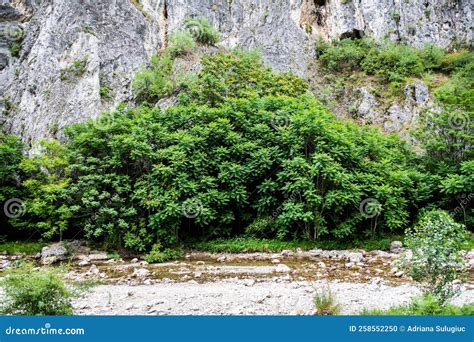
[40,241,68,264]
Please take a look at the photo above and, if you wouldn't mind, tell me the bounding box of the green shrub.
[0,264,74,315]
[317,39,465,83]
[314,289,341,315]
[419,44,445,70]
[317,38,368,71]
[168,30,196,57]
[403,210,468,304]
[184,17,219,45]
[9,42,22,58]
[362,294,474,315]
[144,242,183,263]
[244,217,276,238]
[185,49,308,106]
[391,11,400,22]
[440,49,474,72]
[361,42,424,81]
[15,51,426,250]
[12,140,74,239]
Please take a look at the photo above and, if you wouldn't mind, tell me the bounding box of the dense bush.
[414,58,473,227]
[316,38,369,71]
[0,133,23,204]
[11,140,74,239]
[361,43,425,82]
[0,133,24,230]
[403,210,468,303]
[184,49,309,106]
[317,38,468,82]
[10,52,428,250]
[0,264,73,315]
[4,45,471,252]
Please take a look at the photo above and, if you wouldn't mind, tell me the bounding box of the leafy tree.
[12,51,433,250]
[13,140,75,240]
[414,58,473,227]
[0,133,24,230]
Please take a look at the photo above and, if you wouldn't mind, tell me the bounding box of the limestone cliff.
[0,0,472,146]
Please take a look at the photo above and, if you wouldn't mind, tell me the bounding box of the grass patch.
[60,58,88,81]
[362,294,474,315]
[314,289,341,315]
[144,243,184,263]
[189,236,402,253]
[0,240,44,255]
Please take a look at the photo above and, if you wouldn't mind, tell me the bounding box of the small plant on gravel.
[314,289,341,315]
[402,209,468,304]
[144,242,184,264]
[362,294,474,315]
[168,29,196,57]
[0,263,74,315]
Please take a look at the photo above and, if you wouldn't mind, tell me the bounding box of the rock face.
[0,0,472,145]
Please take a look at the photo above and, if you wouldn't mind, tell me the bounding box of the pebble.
[78,260,90,267]
[89,264,100,275]
[132,268,150,278]
[275,264,291,273]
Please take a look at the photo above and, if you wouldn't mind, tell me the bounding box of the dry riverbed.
[1,244,473,315]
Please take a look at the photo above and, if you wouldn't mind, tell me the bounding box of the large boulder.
[40,242,68,264]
